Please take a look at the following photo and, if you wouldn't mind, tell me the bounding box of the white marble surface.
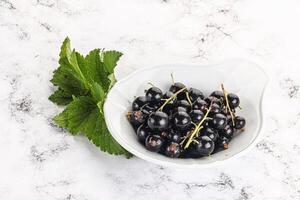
[1,0,300,199]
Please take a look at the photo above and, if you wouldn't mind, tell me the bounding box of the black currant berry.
[212,113,227,130]
[219,124,234,139]
[210,90,225,100]
[141,104,155,116]
[132,96,148,111]
[204,96,221,106]
[151,101,163,110]
[146,87,163,103]
[188,88,204,102]
[126,111,146,127]
[203,118,212,128]
[147,111,169,131]
[193,98,207,111]
[181,148,202,158]
[181,128,193,137]
[167,131,182,143]
[189,109,204,123]
[216,136,230,150]
[159,130,169,141]
[145,135,164,152]
[234,116,246,129]
[169,82,186,100]
[226,114,234,127]
[201,127,218,142]
[169,82,186,93]
[176,100,191,110]
[172,106,188,115]
[194,136,215,156]
[172,111,191,130]
[210,103,222,115]
[162,91,176,114]
[227,93,240,109]
[136,124,152,143]
[163,91,174,99]
[164,142,181,158]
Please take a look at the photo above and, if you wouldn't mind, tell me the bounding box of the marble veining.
[1,0,300,199]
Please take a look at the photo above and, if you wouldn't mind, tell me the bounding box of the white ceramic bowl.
[104,59,268,168]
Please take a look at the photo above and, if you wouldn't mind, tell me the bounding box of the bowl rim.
[104,59,269,168]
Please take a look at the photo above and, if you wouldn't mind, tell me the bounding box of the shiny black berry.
[216,136,229,150]
[147,111,169,131]
[126,111,146,127]
[136,124,152,143]
[151,101,163,110]
[203,118,212,128]
[226,114,234,127]
[168,131,182,143]
[164,142,181,158]
[210,90,225,100]
[145,135,164,152]
[176,100,191,111]
[234,116,246,129]
[181,128,193,137]
[172,106,188,115]
[132,96,148,111]
[173,111,191,130]
[212,113,227,129]
[193,98,207,111]
[159,130,169,141]
[163,91,174,99]
[210,103,222,115]
[201,127,218,142]
[204,96,221,106]
[169,82,186,93]
[189,110,204,123]
[169,82,186,100]
[163,91,175,102]
[219,125,234,139]
[162,91,176,114]
[141,105,155,116]
[181,148,202,158]
[194,136,215,156]
[188,88,204,102]
[227,93,240,109]
[146,87,163,103]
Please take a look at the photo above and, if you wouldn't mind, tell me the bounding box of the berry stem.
[184,104,212,149]
[157,87,187,111]
[171,73,175,84]
[192,139,199,144]
[221,84,235,126]
[180,130,193,145]
[185,92,193,106]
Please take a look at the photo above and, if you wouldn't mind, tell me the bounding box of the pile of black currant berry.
[126,81,246,158]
